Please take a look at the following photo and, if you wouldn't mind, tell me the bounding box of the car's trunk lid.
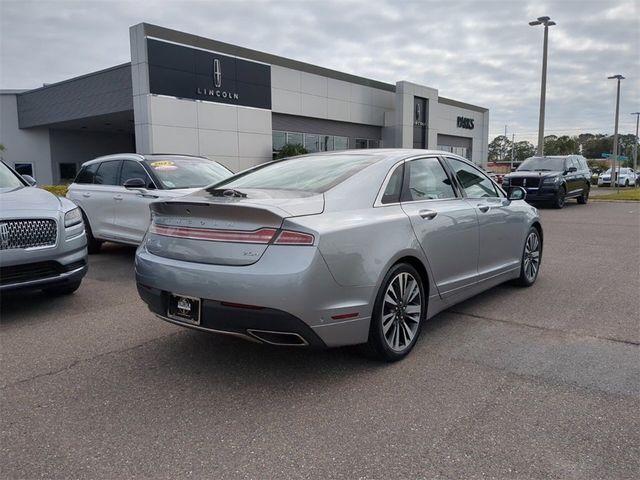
[146,188,323,266]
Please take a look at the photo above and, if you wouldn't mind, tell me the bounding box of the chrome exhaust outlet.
[246,329,309,347]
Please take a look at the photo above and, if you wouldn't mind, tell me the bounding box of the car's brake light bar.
[149,223,315,245]
[149,224,277,244]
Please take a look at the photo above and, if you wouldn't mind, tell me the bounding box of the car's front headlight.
[64,207,83,228]
[542,176,561,185]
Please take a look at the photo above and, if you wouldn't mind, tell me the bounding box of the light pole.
[632,112,640,188]
[529,16,556,157]
[608,75,624,192]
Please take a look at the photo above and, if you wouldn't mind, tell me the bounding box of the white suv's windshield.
[144,157,231,189]
[0,162,25,191]
[210,154,381,193]
[517,157,566,172]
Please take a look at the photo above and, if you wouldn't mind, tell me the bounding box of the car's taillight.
[149,224,277,244]
[273,230,315,246]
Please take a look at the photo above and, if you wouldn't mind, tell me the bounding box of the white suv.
[67,154,232,253]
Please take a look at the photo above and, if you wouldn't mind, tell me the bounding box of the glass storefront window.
[355,138,367,149]
[334,136,348,151]
[287,132,303,147]
[368,139,380,149]
[304,134,319,153]
[319,135,333,151]
[437,145,472,161]
[273,131,286,151]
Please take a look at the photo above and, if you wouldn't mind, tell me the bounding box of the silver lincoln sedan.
[135,150,542,361]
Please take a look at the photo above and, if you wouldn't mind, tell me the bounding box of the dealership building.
[0,23,489,184]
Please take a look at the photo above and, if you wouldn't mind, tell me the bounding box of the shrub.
[41,185,68,197]
[276,143,308,159]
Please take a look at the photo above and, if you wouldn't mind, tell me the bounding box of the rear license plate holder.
[167,293,201,325]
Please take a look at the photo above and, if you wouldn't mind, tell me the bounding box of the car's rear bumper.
[137,283,327,347]
[135,244,374,348]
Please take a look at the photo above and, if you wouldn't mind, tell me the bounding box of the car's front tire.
[514,227,542,287]
[81,211,102,254]
[366,263,426,362]
[42,280,82,295]
[552,186,566,209]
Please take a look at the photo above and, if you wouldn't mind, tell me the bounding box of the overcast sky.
[1,0,638,142]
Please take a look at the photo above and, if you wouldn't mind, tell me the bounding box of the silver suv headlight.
[64,207,83,228]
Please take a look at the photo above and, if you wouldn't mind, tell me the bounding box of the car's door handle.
[418,209,438,220]
[82,193,91,198]
[137,193,159,199]
[477,205,490,213]
[114,195,123,200]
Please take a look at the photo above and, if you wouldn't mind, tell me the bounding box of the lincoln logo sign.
[147,38,272,109]
[457,116,475,130]
[196,58,240,100]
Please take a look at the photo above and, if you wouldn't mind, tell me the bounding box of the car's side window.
[380,163,404,204]
[74,163,99,184]
[94,161,121,186]
[402,157,456,201]
[446,157,498,198]
[120,161,155,189]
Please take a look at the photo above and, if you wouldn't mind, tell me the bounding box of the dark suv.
[502,155,590,208]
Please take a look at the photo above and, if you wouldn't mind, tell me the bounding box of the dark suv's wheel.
[553,186,566,209]
[514,227,542,287]
[367,263,426,362]
[81,211,102,254]
[577,184,590,204]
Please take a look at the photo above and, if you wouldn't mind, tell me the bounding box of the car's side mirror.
[565,166,577,174]
[22,174,37,186]
[508,186,526,201]
[123,178,146,189]
[511,167,517,172]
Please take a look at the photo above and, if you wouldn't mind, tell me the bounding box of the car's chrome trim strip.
[154,314,262,343]
[246,329,309,347]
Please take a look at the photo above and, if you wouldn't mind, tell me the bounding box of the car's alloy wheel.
[367,263,426,361]
[514,227,542,286]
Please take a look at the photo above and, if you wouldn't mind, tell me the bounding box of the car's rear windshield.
[144,157,232,189]
[209,154,381,193]
[517,157,565,172]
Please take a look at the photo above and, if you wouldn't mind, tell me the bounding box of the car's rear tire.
[366,263,426,362]
[577,184,589,204]
[552,186,566,209]
[42,280,82,295]
[513,227,542,287]
[81,211,102,254]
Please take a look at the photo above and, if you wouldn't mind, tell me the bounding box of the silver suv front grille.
[0,219,58,250]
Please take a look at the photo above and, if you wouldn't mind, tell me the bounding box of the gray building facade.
[0,23,489,184]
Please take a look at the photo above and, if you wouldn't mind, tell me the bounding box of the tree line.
[488,133,638,166]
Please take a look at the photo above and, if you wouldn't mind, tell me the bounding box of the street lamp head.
[537,16,550,22]
[530,17,555,27]
[547,21,556,26]
[608,75,625,80]
[529,20,542,26]
[631,112,640,115]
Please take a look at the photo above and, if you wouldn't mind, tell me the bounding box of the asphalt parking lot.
[2,201,639,479]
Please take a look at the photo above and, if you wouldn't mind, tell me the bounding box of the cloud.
[0,0,638,143]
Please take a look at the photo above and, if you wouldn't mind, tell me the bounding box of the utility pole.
[529,16,556,156]
[503,125,507,162]
[608,75,624,193]
[632,112,640,188]
[511,133,515,170]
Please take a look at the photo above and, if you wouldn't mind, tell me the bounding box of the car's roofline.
[80,153,211,167]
